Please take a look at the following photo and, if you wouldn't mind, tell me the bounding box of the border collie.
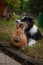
[20,17,43,46]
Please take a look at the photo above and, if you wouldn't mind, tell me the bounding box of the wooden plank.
[0,63,6,65]
[0,51,21,65]
[6,55,21,65]
[0,51,6,63]
[0,51,6,65]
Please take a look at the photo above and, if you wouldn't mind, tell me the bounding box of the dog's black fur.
[21,17,43,41]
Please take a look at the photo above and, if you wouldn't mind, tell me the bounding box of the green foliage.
[28,0,43,15]
[12,13,21,20]
[0,19,16,43]
[6,0,21,12]
[6,0,43,16]
[38,13,43,28]
[23,0,28,12]
[23,0,43,16]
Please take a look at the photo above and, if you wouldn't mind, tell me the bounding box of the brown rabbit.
[11,24,27,48]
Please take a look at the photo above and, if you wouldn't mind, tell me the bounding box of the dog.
[11,23,27,49]
[20,16,43,46]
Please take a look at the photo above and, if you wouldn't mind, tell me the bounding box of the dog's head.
[21,17,34,29]
[11,25,27,48]
[21,16,34,23]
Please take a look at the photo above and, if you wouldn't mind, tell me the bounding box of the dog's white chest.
[29,25,38,35]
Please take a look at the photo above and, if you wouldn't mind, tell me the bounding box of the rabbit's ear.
[21,23,25,30]
[21,22,28,30]
[16,23,19,29]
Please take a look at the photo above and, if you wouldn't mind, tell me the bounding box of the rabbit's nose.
[14,36,18,40]
[14,36,21,42]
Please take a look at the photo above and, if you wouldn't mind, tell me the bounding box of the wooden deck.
[0,51,21,65]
